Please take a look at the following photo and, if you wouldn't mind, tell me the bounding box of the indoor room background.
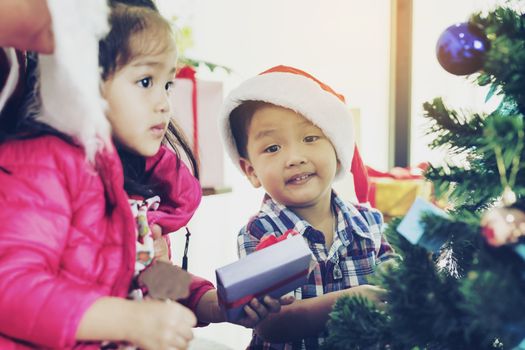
[153,1,504,348]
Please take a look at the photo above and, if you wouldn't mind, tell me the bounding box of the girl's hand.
[151,224,170,262]
[235,295,295,328]
[129,299,196,350]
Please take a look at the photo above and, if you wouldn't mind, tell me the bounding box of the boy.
[219,65,396,349]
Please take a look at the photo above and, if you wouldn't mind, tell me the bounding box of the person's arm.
[237,215,386,342]
[0,145,106,348]
[194,289,294,328]
[145,146,202,233]
[76,297,196,350]
[0,140,196,349]
[0,0,54,53]
[254,285,386,342]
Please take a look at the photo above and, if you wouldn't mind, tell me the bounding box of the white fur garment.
[38,0,111,162]
[0,48,19,113]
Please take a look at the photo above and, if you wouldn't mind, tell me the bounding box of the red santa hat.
[219,65,370,203]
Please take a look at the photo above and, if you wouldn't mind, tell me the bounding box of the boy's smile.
[240,105,340,210]
[286,172,315,185]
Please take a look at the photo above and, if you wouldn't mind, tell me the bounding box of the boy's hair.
[99,2,199,197]
[229,100,271,159]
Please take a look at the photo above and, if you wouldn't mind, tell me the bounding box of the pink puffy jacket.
[0,137,216,348]
[0,135,137,349]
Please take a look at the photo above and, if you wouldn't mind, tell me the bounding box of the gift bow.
[366,162,428,180]
[176,65,199,161]
[255,229,299,251]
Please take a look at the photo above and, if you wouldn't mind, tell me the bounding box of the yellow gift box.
[370,178,433,218]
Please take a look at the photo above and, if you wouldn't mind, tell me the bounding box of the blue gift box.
[216,235,312,322]
[397,197,449,252]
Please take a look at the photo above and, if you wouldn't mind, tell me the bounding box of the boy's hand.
[151,224,170,262]
[345,284,388,310]
[235,295,295,328]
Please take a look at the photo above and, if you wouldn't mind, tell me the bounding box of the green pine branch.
[325,3,525,349]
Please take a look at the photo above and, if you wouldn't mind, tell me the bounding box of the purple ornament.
[436,22,488,75]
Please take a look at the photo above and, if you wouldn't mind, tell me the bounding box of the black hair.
[229,100,272,159]
[0,52,74,145]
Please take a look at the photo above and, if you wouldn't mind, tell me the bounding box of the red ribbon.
[176,65,199,161]
[255,229,299,251]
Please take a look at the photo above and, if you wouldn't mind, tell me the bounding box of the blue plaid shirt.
[237,192,395,350]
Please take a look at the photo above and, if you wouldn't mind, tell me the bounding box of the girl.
[0,2,288,349]
[0,3,195,350]
[104,0,291,328]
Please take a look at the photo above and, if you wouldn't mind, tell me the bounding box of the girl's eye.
[264,145,281,153]
[137,77,152,88]
[304,135,320,143]
[165,81,174,92]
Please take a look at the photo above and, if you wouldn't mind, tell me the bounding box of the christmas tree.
[324,4,525,350]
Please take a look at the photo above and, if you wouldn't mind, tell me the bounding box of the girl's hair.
[99,2,199,197]
[0,52,74,144]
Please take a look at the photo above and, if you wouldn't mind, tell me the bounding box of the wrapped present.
[367,163,433,218]
[397,197,449,252]
[171,66,225,189]
[216,235,312,322]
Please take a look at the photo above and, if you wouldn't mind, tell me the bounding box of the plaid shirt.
[237,192,395,350]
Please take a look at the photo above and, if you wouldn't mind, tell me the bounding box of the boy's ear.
[100,81,108,98]
[239,157,262,188]
[336,159,342,173]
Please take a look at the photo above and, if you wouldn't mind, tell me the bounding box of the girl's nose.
[156,90,171,114]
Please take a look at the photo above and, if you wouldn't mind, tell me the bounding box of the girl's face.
[102,47,177,157]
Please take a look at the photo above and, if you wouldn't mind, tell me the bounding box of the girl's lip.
[151,122,167,131]
[150,123,167,137]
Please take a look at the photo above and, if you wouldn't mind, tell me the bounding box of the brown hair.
[229,100,273,159]
[99,2,175,80]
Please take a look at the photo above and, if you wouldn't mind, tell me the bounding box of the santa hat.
[219,65,370,203]
[38,0,111,163]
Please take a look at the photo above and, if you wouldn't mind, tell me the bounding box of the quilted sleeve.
[0,144,104,348]
[145,146,202,233]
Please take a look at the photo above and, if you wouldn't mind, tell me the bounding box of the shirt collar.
[260,192,373,244]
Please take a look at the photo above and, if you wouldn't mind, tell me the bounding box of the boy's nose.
[286,150,308,167]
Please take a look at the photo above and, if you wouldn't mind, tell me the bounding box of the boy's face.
[102,48,177,157]
[240,105,340,209]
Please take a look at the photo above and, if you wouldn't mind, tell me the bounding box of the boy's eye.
[165,81,174,92]
[264,145,281,153]
[304,135,320,143]
[137,77,153,88]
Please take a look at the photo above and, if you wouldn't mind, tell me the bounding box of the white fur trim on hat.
[219,68,354,179]
[38,0,110,163]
